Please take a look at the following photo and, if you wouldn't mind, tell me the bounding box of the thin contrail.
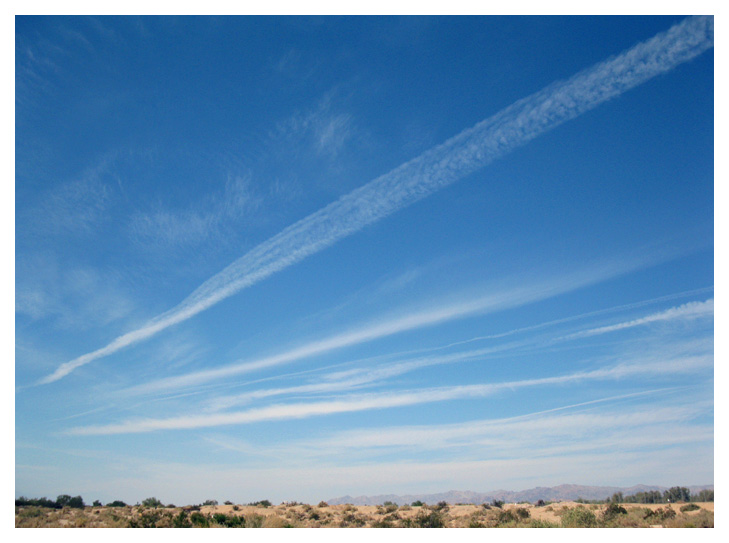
[64,352,712,435]
[40,16,714,385]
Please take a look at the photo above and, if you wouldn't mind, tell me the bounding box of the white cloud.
[129,174,260,249]
[64,349,712,436]
[117,264,658,396]
[559,299,714,341]
[41,16,714,385]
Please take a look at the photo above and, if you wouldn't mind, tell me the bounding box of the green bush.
[129,510,162,528]
[172,510,192,528]
[190,512,210,527]
[680,503,700,512]
[644,506,676,521]
[411,500,424,507]
[602,502,628,523]
[414,510,446,528]
[561,507,598,528]
[107,500,127,507]
[528,519,558,528]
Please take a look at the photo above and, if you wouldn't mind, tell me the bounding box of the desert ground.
[15,500,714,528]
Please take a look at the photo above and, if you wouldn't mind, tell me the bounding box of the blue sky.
[15,15,713,505]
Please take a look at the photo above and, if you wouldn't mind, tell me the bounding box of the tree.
[93,500,103,507]
[202,499,219,506]
[694,489,714,502]
[107,500,128,507]
[57,495,85,509]
[664,487,691,503]
[142,497,163,508]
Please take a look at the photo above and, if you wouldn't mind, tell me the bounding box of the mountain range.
[327,484,714,506]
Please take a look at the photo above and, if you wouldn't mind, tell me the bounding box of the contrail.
[40,16,714,385]
[64,351,712,435]
[558,298,714,341]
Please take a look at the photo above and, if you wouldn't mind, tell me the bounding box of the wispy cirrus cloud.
[40,16,714,385]
[274,91,354,158]
[201,292,714,412]
[117,261,661,397]
[129,174,260,250]
[15,256,135,330]
[559,298,713,341]
[19,156,117,238]
[209,389,711,461]
[64,346,712,436]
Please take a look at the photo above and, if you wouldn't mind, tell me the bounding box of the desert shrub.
[92,500,102,507]
[681,503,700,512]
[535,499,546,507]
[189,512,209,527]
[528,519,558,528]
[246,514,265,527]
[129,510,162,528]
[495,509,519,526]
[18,507,44,518]
[261,515,288,527]
[171,511,191,527]
[514,507,530,519]
[668,509,713,528]
[107,500,127,507]
[318,501,328,507]
[468,518,485,528]
[414,510,446,528]
[248,499,272,508]
[340,512,366,527]
[372,517,396,527]
[141,497,163,508]
[411,500,424,507]
[232,505,240,511]
[644,506,676,522]
[211,512,244,527]
[602,502,628,523]
[202,499,218,506]
[561,507,598,528]
[491,499,504,509]
[435,500,449,511]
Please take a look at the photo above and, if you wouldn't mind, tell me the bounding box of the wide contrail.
[40,16,714,385]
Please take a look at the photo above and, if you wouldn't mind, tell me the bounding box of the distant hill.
[327,484,714,506]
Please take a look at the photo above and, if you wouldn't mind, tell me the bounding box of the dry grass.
[15,501,714,528]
